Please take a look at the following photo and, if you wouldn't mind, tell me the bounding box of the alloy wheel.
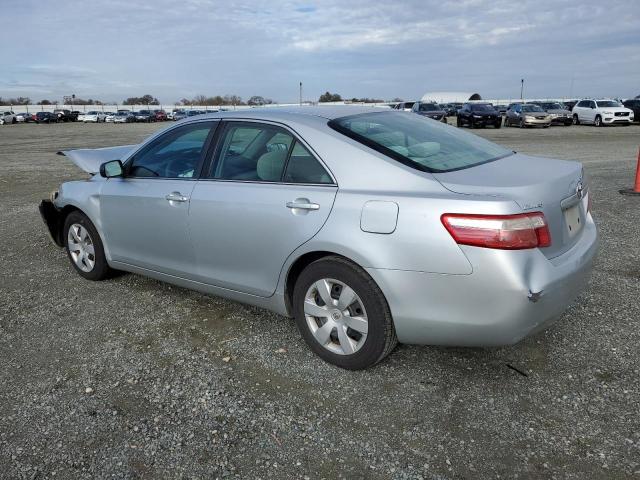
[303,278,368,355]
[67,223,95,272]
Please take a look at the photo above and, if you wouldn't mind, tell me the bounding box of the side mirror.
[100,159,124,178]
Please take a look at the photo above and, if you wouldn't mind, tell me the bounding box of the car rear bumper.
[367,215,598,346]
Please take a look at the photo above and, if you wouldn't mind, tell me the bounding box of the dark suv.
[411,102,447,122]
[622,99,640,123]
[456,103,501,129]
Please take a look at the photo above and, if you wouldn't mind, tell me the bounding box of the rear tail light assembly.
[441,212,551,250]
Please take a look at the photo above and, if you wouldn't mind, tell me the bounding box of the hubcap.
[67,224,95,272]
[303,278,368,356]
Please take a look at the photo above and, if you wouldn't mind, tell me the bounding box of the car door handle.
[165,192,189,202]
[286,200,320,210]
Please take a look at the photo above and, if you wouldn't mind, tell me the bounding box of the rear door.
[188,120,337,297]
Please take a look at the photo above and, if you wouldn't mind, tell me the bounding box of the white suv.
[572,99,634,126]
[0,111,17,125]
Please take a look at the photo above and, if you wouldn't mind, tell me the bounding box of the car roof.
[190,105,388,123]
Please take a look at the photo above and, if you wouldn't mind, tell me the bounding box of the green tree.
[319,91,342,102]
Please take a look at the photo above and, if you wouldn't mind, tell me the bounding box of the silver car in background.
[40,107,597,369]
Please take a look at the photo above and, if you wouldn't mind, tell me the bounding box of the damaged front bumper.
[39,198,64,247]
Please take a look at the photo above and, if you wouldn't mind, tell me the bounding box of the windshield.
[596,100,620,108]
[419,103,439,112]
[329,112,512,173]
[471,104,495,112]
[522,105,545,113]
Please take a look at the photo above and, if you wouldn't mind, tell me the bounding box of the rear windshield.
[329,112,512,173]
[419,103,439,111]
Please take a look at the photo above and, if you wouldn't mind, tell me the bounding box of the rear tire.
[494,121,501,129]
[63,211,114,281]
[292,256,397,370]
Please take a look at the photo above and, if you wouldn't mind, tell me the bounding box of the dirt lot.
[1,119,639,479]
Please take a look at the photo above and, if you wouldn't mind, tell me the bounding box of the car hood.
[470,111,499,116]
[601,106,632,113]
[418,110,446,116]
[57,145,138,174]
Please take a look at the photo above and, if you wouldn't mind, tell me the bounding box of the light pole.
[299,82,302,106]
[520,79,524,101]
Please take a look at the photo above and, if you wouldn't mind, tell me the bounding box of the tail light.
[441,212,551,250]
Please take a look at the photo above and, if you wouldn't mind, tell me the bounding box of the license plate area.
[563,203,582,238]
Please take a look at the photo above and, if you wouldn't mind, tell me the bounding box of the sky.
[1,0,639,104]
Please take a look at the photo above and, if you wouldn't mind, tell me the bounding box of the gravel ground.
[0,120,639,479]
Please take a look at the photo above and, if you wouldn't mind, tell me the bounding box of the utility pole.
[299,82,302,106]
[520,79,524,101]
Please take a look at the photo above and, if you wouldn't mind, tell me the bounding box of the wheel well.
[284,251,349,316]
[55,205,81,244]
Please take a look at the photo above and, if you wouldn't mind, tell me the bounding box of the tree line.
[318,91,384,103]
[2,91,389,106]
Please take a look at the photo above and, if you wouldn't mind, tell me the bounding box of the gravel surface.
[1,120,639,479]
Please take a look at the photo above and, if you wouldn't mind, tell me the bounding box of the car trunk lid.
[433,153,587,259]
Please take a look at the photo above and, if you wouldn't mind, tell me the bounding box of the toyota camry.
[39,106,598,369]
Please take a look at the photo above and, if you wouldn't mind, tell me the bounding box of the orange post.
[620,147,640,196]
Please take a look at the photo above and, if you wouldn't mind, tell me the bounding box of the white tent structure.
[421,92,482,103]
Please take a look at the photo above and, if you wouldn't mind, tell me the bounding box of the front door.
[188,121,338,297]
[100,121,217,276]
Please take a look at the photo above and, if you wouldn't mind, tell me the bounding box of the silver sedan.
[40,107,598,369]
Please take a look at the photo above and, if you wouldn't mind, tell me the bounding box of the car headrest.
[256,149,288,181]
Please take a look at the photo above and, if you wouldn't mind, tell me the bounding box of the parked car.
[411,102,448,122]
[16,112,35,123]
[40,107,597,369]
[622,98,640,123]
[35,112,59,124]
[456,103,501,129]
[113,111,136,123]
[393,101,415,112]
[0,111,17,124]
[572,99,634,126]
[563,100,578,111]
[83,111,107,123]
[440,104,459,116]
[69,111,81,122]
[105,113,117,123]
[134,110,155,122]
[153,110,168,121]
[504,104,551,128]
[76,112,86,122]
[173,110,188,121]
[532,102,573,126]
[53,109,74,122]
[494,104,508,115]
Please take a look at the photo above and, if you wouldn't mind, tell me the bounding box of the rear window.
[329,112,512,173]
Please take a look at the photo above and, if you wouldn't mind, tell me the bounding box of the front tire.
[63,211,113,281]
[595,115,602,127]
[293,256,397,370]
[573,114,580,125]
